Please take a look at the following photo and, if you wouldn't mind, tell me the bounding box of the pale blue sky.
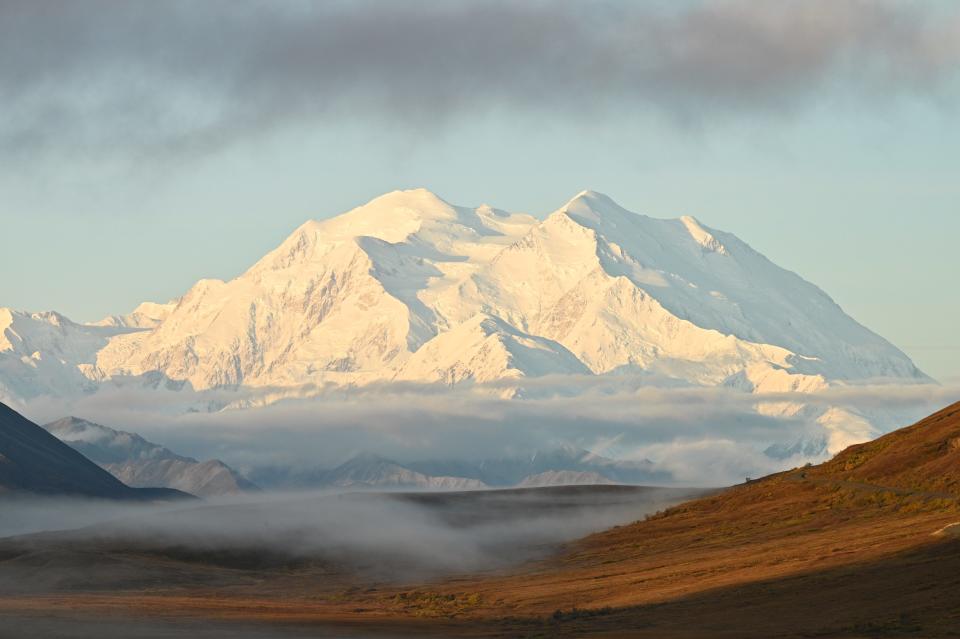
[1,1,958,381]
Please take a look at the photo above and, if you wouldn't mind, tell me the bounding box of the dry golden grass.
[3,402,960,637]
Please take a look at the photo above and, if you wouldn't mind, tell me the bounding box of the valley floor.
[2,473,960,637]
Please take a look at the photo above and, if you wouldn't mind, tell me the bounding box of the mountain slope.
[92,189,539,392]
[555,192,921,380]
[94,300,176,329]
[0,309,135,402]
[395,313,590,385]
[814,401,960,494]
[36,188,920,396]
[0,402,189,500]
[44,417,257,497]
[105,459,256,497]
[0,188,931,455]
[380,401,960,636]
[44,416,193,464]
[443,190,922,387]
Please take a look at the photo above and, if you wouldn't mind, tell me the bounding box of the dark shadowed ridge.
[42,416,259,497]
[0,402,192,501]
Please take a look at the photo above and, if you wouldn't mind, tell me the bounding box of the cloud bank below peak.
[2,0,959,159]
[14,378,958,486]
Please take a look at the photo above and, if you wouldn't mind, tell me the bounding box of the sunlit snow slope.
[1,189,929,451]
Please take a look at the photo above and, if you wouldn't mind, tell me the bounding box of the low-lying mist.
[0,486,701,594]
[15,377,956,487]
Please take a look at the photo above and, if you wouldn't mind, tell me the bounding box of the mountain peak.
[563,189,619,211]
[679,215,729,255]
[559,192,731,256]
[303,187,461,245]
[359,187,456,218]
[93,300,176,329]
[556,190,638,230]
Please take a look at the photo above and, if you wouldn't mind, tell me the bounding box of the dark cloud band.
[2,0,958,157]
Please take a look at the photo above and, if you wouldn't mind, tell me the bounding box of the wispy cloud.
[0,487,697,593]
[2,0,958,159]
[18,377,958,485]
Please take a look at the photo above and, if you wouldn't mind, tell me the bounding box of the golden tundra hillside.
[2,401,960,637]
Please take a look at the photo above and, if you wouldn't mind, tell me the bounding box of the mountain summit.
[0,189,928,452]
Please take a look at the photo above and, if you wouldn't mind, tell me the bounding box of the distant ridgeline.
[0,402,191,501]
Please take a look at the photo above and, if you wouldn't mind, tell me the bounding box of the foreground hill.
[0,403,190,501]
[44,417,257,497]
[422,400,960,636]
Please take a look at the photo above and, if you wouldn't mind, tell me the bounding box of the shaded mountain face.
[44,417,257,497]
[0,402,188,501]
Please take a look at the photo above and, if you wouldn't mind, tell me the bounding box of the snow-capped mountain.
[395,313,590,385]
[94,301,176,330]
[0,188,930,455]
[43,417,257,497]
[0,309,133,401]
